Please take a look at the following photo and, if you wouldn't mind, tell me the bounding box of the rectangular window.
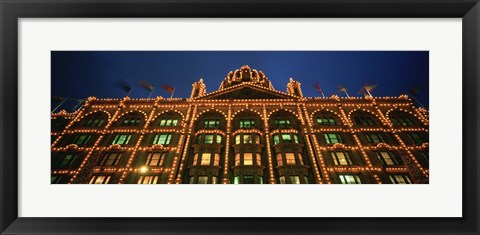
[339,174,362,184]
[122,118,141,126]
[204,119,220,129]
[73,134,91,145]
[243,134,253,144]
[189,177,195,184]
[276,153,283,166]
[407,133,424,144]
[204,134,214,144]
[99,152,122,166]
[212,176,218,184]
[243,153,253,165]
[213,153,220,166]
[365,133,385,144]
[293,134,299,143]
[201,153,211,165]
[112,134,132,145]
[256,153,262,166]
[146,152,166,166]
[355,116,374,125]
[235,135,241,144]
[233,176,240,184]
[285,153,296,165]
[235,153,241,166]
[282,134,292,143]
[244,175,254,184]
[192,153,198,166]
[87,118,105,127]
[216,135,222,144]
[258,176,264,184]
[159,118,178,126]
[317,117,335,125]
[389,174,412,184]
[152,133,172,145]
[330,151,353,166]
[324,133,343,144]
[289,176,301,184]
[376,151,397,165]
[137,175,159,184]
[58,153,77,168]
[273,134,280,145]
[240,119,255,128]
[89,175,111,184]
[198,176,208,184]
[275,119,291,128]
[279,176,286,184]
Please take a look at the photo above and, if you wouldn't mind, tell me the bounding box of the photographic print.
[51,51,429,184]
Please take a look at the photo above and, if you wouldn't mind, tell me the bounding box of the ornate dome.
[219,65,273,90]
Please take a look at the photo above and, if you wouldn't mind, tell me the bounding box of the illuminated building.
[51,65,429,184]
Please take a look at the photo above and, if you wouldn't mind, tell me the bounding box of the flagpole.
[148,89,154,98]
[52,97,69,113]
[408,92,426,108]
[321,91,325,98]
[170,88,175,99]
[364,86,373,97]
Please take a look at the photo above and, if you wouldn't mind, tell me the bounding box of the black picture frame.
[1,0,479,234]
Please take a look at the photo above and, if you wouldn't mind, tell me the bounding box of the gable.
[199,85,295,100]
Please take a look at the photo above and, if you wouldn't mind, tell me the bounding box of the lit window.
[73,134,91,145]
[235,153,241,166]
[99,152,122,166]
[330,151,353,166]
[122,117,141,126]
[389,174,412,184]
[285,153,296,165]
[204,134,214,144]
[58,153,77,168]
[244,153,253,165]
[293,134,299,143]
[258,176,264,184]
[233,176,240,184]
[212,176,218,184]
[89,175,111,184]
[297,153,304,165]
[146,152,166,166]
[201,153,211,165]
[152,133,172,145]
[235,135,241,144]
[240,119,255,128]
[365,133,385,144]
[289,176,301,184]
[198,176,208,184]
[216,135,222,144]
[204,119,220,129]
[339,174,362,184]
[244,134,253,144]
[189,177,195,184]
[304,176,309,184]
[279,176,286,184]
[354,116,375,125]
[256,153,262,166]
[316,117,336,125]
[407,133,425,145]
[275,119,291,128]
[159,118,178,126]
[376,151,397,166]
[324,133,343,144]
[192,153,198,166]
[213,153,220,166]
[86,118,105,127]
[137,175,158,184]
[276,153,283,166]
[282,134,292,143]
[112,134,132,145]
[273,134,280,145]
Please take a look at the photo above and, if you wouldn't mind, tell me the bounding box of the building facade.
[51,65,429,184]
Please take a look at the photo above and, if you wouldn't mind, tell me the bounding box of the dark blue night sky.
[51,51,428,111]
